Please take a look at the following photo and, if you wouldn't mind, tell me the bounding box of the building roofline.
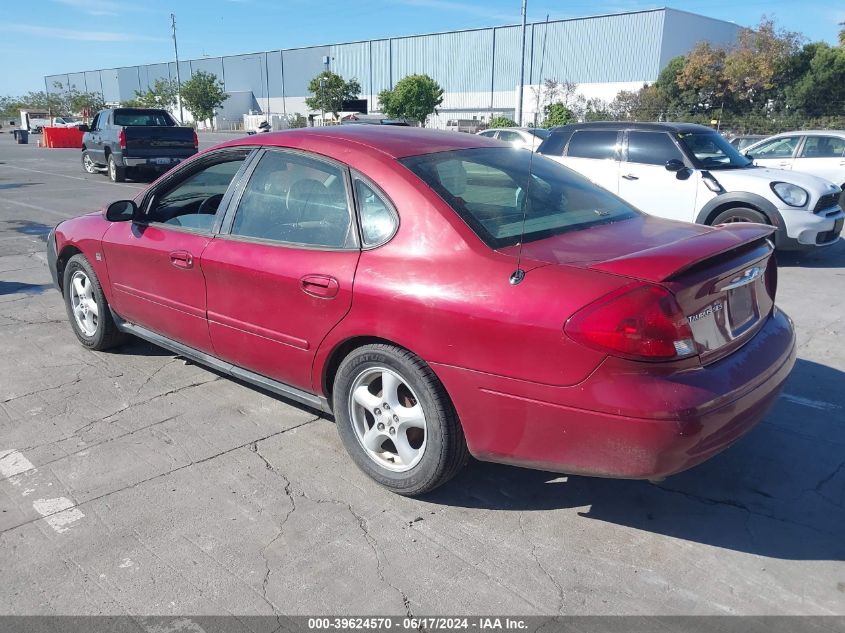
[46,6,692,79]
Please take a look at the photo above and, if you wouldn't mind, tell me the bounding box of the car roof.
[764,130,845,138]
[216,125,501,159]
[547,121,716,135]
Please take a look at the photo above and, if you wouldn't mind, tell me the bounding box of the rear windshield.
[401,148,638,249]
[527,128,549,139]
[113,109,176,127]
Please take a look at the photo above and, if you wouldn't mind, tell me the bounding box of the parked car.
[19,109,50,133]
[538,122,844,250]
[743,131,845,202]
[48,126,795,495]
[81,108,198,183]
[52,116,84,128]
[727,134,766,151]
[477,127,549,152]
[445,119,485,133]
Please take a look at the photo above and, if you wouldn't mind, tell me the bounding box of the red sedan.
[47,126,796,495]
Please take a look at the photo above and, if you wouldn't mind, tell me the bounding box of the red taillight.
[565,283,697,361]
[192,129,198,149]
[117,128,126,149]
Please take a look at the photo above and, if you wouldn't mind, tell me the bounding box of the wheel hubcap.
[348,366,427,472]
[84,155,94,172]
[70,271,98,336]
[109,160,115,179]
[722,216,748,223]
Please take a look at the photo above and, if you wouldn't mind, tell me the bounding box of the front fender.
[695,192,786,246]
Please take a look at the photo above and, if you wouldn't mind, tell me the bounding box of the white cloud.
[1,24,165,42]
[397,0,517,23]
[52,0,118,16]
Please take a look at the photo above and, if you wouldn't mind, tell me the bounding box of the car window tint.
[231,151,353,248]
[799,136,845,158]
[498,131,522,143]
[355,180,398,246]
[478,131,497,138]
[752,137,799,159]
[147,159,245,231]
[566,131,619,160]
[402,148,637,249]
[626,131,683,165]
[113,109,176,126]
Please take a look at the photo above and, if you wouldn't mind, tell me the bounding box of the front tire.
[333,344,468,496]
[107,154,125,183]
[63,254,126,350]
[81,150,98,174]
[711,206,768,225]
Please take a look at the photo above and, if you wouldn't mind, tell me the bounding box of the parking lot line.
[3,164,145,190]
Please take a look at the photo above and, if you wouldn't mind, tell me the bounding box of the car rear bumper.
[114,150,197,169]
[432,308,796,479]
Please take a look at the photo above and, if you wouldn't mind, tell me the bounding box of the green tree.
[132,78,179,110]
[305,71,361,116]
[786,43,845,117]
[378,74,444,126]
[180,71,228,129]
[488,116,517,128]
[541,102,575,128]
[287,113,307,128]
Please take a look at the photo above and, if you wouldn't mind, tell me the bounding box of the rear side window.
[355,179,398,247]
[626,131,684,165]
[230,150,354,248]
[566,131,619,160]
[799,136,845,158]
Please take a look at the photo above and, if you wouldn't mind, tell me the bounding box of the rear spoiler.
[589,224,776,283]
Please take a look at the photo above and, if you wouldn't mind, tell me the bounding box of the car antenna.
[510,13,549,286]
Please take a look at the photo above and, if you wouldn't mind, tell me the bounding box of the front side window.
[626,131,684,166]
[478,130,497,138]
[146,157,246,231]
[676,132,752,169]
[498,131,522,143]
[799,136,845,159]
[231,150,353,248]
[748,136,799,159]
[401,148,638,249]
[566,130,619,160]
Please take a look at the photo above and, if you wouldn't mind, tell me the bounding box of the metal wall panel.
[282,46,331,97]
[392,29,492,94]
[99,69,120,103]
[265,51,284,99]
[370,39,391,99]
[331,42,370,97]
[190,57,225,83]
[659,8,741,68]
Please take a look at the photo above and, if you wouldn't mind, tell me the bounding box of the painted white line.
[0,197,80,218]
[0,449,35,478]
[781,393,842,411]
[2,164,144,190]
[32,497,85,533]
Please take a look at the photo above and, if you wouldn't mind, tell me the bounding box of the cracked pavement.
[1,133,844,616]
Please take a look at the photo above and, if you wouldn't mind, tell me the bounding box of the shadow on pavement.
[777,237,844,268]
[0,280,52,295]
[424,356,845,561]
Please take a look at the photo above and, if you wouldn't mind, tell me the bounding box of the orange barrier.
[42,127,84,149]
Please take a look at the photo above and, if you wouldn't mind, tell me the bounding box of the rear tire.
[108,154,125,183]
[711,207,768,225]
[333,344,469,496]
[63,254,126,351]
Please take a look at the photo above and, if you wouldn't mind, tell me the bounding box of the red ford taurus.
[47,126,796,495]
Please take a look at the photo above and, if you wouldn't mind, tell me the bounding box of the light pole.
[515,0,527,126]
[171,13,184,123]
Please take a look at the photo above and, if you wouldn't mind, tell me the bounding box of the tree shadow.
[0,281,52,296]
[8,220,52,242]
[423,356,845,562]
[0,182,41,190]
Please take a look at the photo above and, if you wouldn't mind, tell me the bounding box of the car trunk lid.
[503,216,777,363]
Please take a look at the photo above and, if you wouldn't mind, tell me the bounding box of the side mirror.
[665,159,685,172]
[105,200,138,222]
[744,153,754,161]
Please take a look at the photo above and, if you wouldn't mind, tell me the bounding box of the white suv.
[538,123,844,250]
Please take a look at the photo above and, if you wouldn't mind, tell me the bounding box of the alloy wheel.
[348,366,427,472]
[70,270,98,336]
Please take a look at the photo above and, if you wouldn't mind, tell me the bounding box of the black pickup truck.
[81,108,198,182]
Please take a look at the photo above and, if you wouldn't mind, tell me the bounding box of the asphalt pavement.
[0,130,843,617]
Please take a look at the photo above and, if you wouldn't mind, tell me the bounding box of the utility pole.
[515,0,527,126]
[171,13,184,123]
[320,55,330,126]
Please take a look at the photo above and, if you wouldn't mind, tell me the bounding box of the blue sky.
[1,0,842,96]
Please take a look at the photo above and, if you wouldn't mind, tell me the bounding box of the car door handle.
[300,274,339,299]
[169,250,193,269]
[622,174,639,181]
